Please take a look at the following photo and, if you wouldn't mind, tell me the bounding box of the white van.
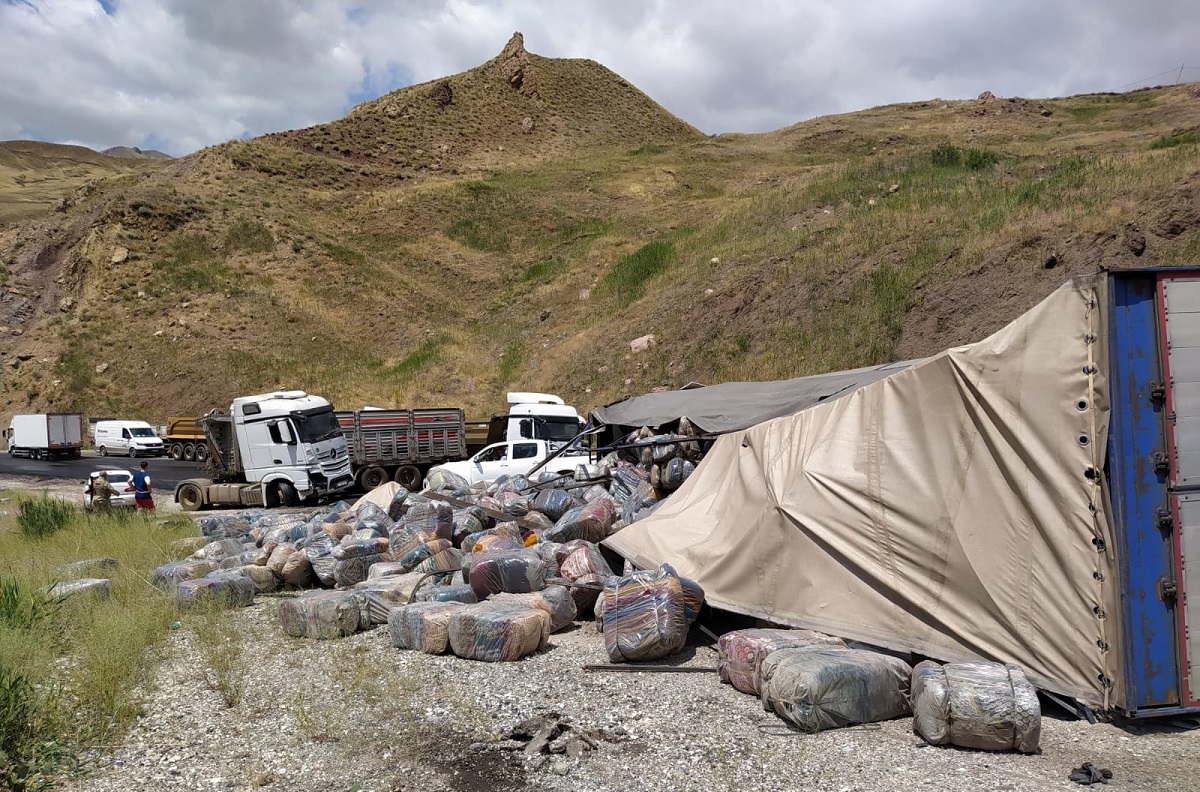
[93,420,166,458]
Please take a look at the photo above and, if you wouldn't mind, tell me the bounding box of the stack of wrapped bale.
[598,564,697,662]
[448,600,551,662]
[489,587,577,632]
[280,589,369,639]
[467,549,548,600]
[717,628,847,696]
[556,540,613,613]
[759,645,913,732]
[176,570,256,608]
[389,601,467,654]
[911,661,1041,753]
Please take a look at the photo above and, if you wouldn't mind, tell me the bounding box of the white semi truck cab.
[174,391,354,510]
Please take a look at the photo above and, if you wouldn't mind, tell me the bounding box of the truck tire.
[395,465,422,491]
[178,482,205,511]
[361,466,389,490]
[277,481,299,507]
[182,443,196,462]
[99,446,108,457]
[128,446,138,458]
[169,442,184,461]
[194,444,208,463]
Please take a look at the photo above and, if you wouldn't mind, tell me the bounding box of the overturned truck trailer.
[604,268,1200,717]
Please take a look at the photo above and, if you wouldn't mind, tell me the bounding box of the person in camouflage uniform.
[91,471,115,513]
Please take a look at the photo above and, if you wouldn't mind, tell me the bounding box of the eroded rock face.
[490,31,541,100]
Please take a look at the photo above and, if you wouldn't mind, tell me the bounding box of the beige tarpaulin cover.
[606,275,1124,709]
[352,481,401,512]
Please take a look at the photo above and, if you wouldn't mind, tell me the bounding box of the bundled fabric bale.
[491,585,577,632]
[152,559,216,589]
[262,522,310,546]
[403,502,454,542]
[452,507,488,547]
[192,538,247,563]
[559,543,614,612]
[472,533,525,553]
[660,457,696,491]
[218,550,261,570]
[333,537,391,560]
[545,499,617,544]
[387,487,411,521]
[554,539,592,567]
[238,564,280,593]
[912,661,1041,753]
[414,547,464,583]
[718,629,848,696]
[353,573,424,624]
[416,583,478,604]
[45,578,111,601]
[367,561,410,580]
[281,550,318,587]
[609,466,648,503]
[600,564,690,662]
[679,576,705,624]
[448,602,551,662]
[354,501,394,530]
[499,493,533,517]
[619,481,659,524]
[396,535,452,572]
[322,515,354,541]
[333,554,389,588]
[426,467,470,493]
[533,488,574,521]
[468,551,547,599]
[389,601,467,653]
[580,484,611,503]
[198,515,253,541]
[280,590,367,639]
[311,557,336,588]
[760,647,913,733]
[176,572,256,608]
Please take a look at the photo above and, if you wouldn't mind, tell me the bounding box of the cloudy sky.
[1,0,1197,157]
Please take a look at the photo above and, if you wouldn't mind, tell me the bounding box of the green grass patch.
[223,218,275,253]
[16,495,76,539]
[321,240,367,267]
[521,259,566,282]
[446,217,510,252]
[497,341,524,384]
[152,233,244,295]
[598,241,676,306]
[387,337,443,382]
[1150,132,1200,150]
[629,144,668,156]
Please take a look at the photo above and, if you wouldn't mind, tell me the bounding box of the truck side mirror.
[519,419,533,439]
[271,420,295,445]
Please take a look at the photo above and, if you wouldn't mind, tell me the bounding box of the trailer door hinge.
[1149,381,1167,407]
[1158,576,1178,603]
[1153,452,1172,477]
[1155,506,1175,534]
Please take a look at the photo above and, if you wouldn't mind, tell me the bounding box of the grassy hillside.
[0,35,1197,424]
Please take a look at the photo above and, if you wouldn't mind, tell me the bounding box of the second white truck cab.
[429,438,587,486]
[93,419,166,457]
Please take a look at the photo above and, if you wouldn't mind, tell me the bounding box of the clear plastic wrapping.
[533,488,575,521]
[490,585,578,632]
[333,554,389,588]
[448,602,551,662]
[151,559,216,589]
[402,502,455,542]
[388,601,467,653]
[332,537,391,560]
[237,564,280,593]
[559,544,613,612]
[911,660,1041,753]
[352,573,424,624]
[416,583,479,604]
[599,564,691,662]
[279,590,367,639]
[176,573,256,608]
[759,646,913,732]
[426,468,470,493]
[467,551,548,599]
[717,628,847,696]
[544,499,617,544]
[414,547,464,583]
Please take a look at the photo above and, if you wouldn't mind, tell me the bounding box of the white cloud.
[0,0,1196,156]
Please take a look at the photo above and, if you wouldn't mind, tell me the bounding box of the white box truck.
[4,413,84,460]
[174,391,355,510]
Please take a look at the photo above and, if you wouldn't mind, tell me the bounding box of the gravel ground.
[7,473,1199,791]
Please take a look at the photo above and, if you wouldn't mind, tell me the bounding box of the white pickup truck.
[429,438,587,486]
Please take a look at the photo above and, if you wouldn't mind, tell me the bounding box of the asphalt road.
[0,451,205,493]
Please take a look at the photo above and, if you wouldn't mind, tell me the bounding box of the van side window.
[512,443,538,460]
[122,428,130,439]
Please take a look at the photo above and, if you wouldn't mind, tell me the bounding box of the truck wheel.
[395,466,422,491]
[194,444,208,463]
[182,443,196,462]
[169,443,183,460]
[99,446,108,457]
[128,446,138,458]
[361,466,389,490]
[277,481,299,507]
[178,482,205,511]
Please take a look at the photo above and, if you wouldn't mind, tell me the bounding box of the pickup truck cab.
[429,438,585,485]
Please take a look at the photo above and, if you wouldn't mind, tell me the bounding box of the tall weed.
[16,496,76,540]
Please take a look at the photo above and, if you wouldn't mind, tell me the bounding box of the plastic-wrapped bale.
[353,573,425,625]
[452,507,488,547]
[281,549,318,588]
[192,537,248,564]
[367,561,410,580]
[387,487,411,521]
[490,585,577,632]
[280,590,368,639]
[679,576,705,625]
[448,602,551,662]
[333,536,391,560]
[544,499,617,544]
[262,522,310,546]
[609,466,647,503]
[524,512,555,534]
[321,516,354,541]
[559,543,614,612]
[717,629,848,696]
[472,533,525,553]
[499,493,533,518]
[600,564,690,662]
[414,547,464,583]
[580,484,611,503]
[198,514,253,541]
[533,488,574,521]
[396,535,452,572]
[468,551,548,599]
[426,467,470,493]
[389,601,467,653]
[176,572,256,608]
[416,583,478,604]
[759,647,913,732]
[238,564,280,593]
[620,481,659,524]
[554,539,591,567]
[911,661,1041,753]
[353,500,394,530]
[659,457,696,491]
[45,578,111,601]
[218,550,262,570]
[151,559,215,589]
[333,554,390,588]
[402,502,454,542]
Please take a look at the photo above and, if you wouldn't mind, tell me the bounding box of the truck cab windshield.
[129,427,157,438]
[293,409,342,443]
[535,417,584,443]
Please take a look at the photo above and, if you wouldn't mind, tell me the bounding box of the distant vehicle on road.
[93,420,166,458]
[163,416,209,462]
[83,469,137,510]
[428,438,587,486]
[4,413,83,460]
